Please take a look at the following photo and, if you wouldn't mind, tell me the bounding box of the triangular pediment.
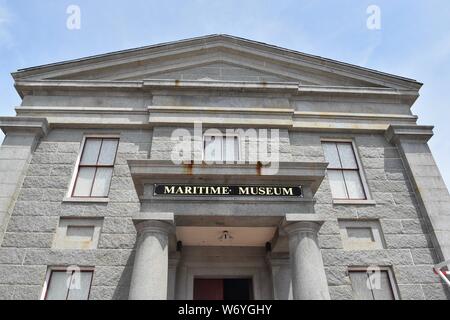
[12,35,422,90]
[121,61,297,83]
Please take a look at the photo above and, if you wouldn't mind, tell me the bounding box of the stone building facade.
[0,35,449,300]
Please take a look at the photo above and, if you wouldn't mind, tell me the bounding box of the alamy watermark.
[366,265,382,290]
[66,5,81,30]
[366,5,381,30]
[170,123,281,175]
[66,265,83,290]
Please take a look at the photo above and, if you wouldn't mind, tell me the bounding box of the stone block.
[0,265,46,285]
[410,249,438,265]
[397,284,425,300]
[325,266,350,286]
[12,285,42,300]
[102,217,136,234]
[98,234,137,249]
[401,219,426,234]
[318,235,343,249]
[0,248,26,264]
[322,249,413,266]
[384,234,431,249]
[22,249,97,266]
[16,188,43,202]
[328,285,353,300]
[0,285,14,300]
[92,266,133,287]
[395,265,440,284]
[380,219,403,234]
[6,216,58,233]
[95,249,135,266]
[2,232,54,248]
[422,283,450,300]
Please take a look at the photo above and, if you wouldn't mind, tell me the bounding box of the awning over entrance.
[127,160,328,220]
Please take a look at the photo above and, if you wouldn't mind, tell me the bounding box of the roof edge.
[12,34,422,90]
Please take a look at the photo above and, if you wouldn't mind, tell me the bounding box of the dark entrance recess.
[193,279,253,300]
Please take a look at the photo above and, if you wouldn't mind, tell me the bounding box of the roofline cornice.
[14,79,419,103]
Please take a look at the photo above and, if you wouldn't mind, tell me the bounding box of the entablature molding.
[385,124,434,144]
[14,79,419,104]
[0,116,49,137]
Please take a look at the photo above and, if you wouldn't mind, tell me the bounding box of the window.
[339,220,385,250]
[43,269,94,300]
[52,218,103,250]
[322,141,366,200]
[349,269,397,300]
[203,134,240,162]
[72,137,119,198]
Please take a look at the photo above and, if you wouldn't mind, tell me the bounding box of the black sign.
[154,184,303,197]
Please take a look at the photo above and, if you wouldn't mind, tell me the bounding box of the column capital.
[282,214,326,235]
[133,212,175,235]
[283,221,324,235]
[385,124,434,144]
[0,117,49,137]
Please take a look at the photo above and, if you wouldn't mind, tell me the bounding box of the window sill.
[63,197,110,204]
[333,199,376,205]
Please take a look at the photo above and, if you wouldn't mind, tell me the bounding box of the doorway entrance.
[193,278,254,300]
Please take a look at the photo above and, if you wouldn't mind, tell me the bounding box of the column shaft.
[285,221,330,300]
[129,220,173,300]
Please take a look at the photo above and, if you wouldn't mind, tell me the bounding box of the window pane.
[337,143,358,169]
[328,170,348,199]
[204,136,223,161]
[98,139,118,165]
[371,271,395,300]
[67,272,93,300]
[322,142,341,168]
[73,167,96,197]
[224,136,239,162]
[349,272,374,300]
[91,168,113,197]
[46,271,70,300]
[344,171,366,199]
[80,139,101,165]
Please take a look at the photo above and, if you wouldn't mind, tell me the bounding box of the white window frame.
[202,132,242,163]
[65,134,120,203]
[348,266,400,300]
[40,266,95,300]
[339,220,386,250]
[321,138,374,204]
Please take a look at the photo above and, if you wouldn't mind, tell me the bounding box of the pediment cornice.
[12,35,422,93]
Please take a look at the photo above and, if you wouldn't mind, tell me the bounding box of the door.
[193,279,224,300]
[193,279,253,300]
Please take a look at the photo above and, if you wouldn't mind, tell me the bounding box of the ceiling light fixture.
[218,231,233,241]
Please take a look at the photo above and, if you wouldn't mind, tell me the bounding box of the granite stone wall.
[0,128,152,300]
[0,127,448,300]
[290,131,448,300]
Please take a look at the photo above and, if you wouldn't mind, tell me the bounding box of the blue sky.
[0,0,449,187]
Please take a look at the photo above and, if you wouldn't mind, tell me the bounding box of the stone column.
[386,125,450,262]
[0,117,48,245]
[268,254,293,300]
[168,254,180,300]
[283,215,330,300]
[129,214,175,300]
